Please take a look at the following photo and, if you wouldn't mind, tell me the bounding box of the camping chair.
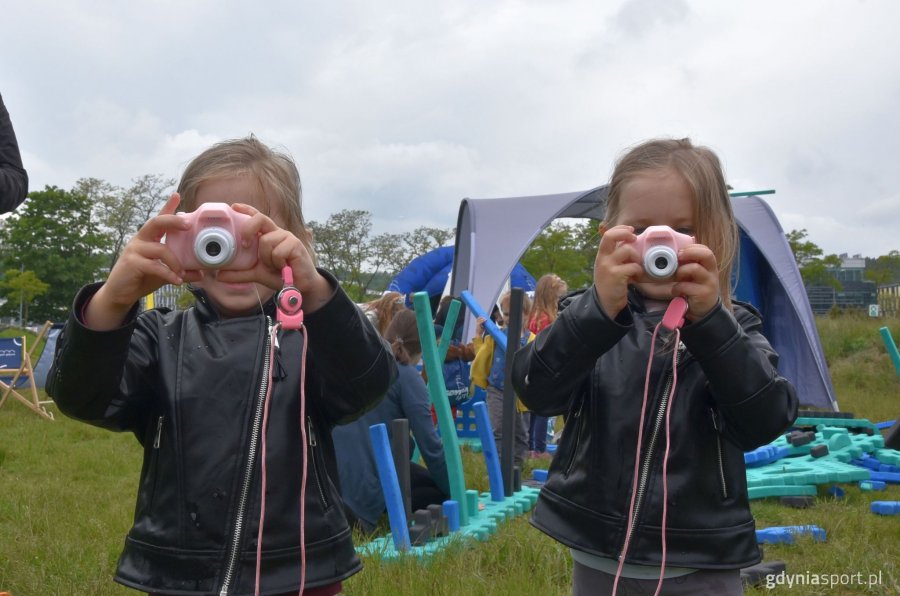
[0,321,54,420]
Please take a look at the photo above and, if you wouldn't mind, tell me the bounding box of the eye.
[676,227,694,236]
[632,227,647,235]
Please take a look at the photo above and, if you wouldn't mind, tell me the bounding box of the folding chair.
[0,321,54,420]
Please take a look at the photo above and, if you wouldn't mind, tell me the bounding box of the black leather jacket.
[48,273,396,595]
[512,289,798,569]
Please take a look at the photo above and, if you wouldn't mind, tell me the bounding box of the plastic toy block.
[875,449,900,468]
[859,480,887,491]
[793,416,877,432]
[443,500,460,532]
[547,443,558,454]
[748,485,817,500]
[740,560,787,588]
[756,525,826,545]
[787,430,815,447]
[810,444,829,458]
[532,469,549,483]
[870,501,900,515]
[746,457,870,490]
[798,410,854,419]
[875,420,897,430]
[870,471,900,484]
[826,485,845,499]
[356,485,542,560]
[851,454,900,473]
[779,495,816,508]
[745,445,791,467]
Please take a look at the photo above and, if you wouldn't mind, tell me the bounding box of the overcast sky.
[4,0,899,258]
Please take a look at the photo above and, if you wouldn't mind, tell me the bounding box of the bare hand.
[592,224,643,318]
[216,203,332,312]
[671,244,720,320]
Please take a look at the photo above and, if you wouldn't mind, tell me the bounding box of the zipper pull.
[307,417,317,447]
[153,416,164,449]
[709,408,720,432]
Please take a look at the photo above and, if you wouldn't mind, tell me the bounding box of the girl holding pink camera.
[48,136,395,595]
[512,138,798,595]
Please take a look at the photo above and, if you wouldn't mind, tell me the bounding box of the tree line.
[1,179,898,324]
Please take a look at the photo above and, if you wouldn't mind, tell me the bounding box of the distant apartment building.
[805,254,877,315]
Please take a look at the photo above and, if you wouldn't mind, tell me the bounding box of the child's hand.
[592,224,642,318]
[86,193,199,330]
[475,316,486,336]
[672,244,720,320]
[217,203,332,313]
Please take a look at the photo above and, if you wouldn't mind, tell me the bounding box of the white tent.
[449,186,838,410]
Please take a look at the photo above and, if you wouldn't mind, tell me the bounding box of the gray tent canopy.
[449,185,838,410]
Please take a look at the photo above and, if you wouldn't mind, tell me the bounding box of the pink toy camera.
[166,202,258,270]
[632,226,694,280]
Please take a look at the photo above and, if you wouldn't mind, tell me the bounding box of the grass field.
[0,316,898,595]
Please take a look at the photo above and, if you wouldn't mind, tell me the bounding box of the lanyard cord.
[613,297,687,596]
[255,322,309,595]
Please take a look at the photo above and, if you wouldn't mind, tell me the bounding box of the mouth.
[223,282,253,292]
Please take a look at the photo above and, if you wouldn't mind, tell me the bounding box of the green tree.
[0,186,112,322]
[0,269,49,325]
[77,173,174,270]
[310,210,455,300]
[785,228,842,287]
[866,250,900,285]
[521,220,599,289]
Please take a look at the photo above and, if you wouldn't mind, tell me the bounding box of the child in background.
[332,310,451,531]
[47,137,396,596]
[526,273,568,458]
[470,291,534,473]
[512,138,798,595]
[362,291,407,337]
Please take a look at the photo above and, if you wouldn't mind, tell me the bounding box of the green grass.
[1,315,898,594]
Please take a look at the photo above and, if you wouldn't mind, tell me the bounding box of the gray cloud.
[3,0,899,259]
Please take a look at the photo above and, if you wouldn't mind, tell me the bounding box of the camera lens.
[644,246,678,279]
[194,227,235,268]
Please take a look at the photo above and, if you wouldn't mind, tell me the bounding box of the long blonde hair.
[604,138,738,309]
[530,274,567,327]
[177,136,313,255]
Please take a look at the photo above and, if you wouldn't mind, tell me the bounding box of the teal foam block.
[746,457,870,498]
[748,485,817,500]
[794,416,878,431]
[356,486,541,560]
[875,448,900,467]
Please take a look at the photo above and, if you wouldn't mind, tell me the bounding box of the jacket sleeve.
[0,94,28,214]
[303,270,397,426]
[46,283,158,434]
[400,367,450,497]
[679,302,799,451]
[511,288,632,416]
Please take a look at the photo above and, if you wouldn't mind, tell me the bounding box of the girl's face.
[191,174,281,317]
[616,167,695,301]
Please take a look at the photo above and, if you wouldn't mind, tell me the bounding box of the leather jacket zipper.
[563,397,586,477]
[153,415,164,449]
[219,317,273,596]
[307,416,330,509]
[710,408,729,499]
[619,343,683,561]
